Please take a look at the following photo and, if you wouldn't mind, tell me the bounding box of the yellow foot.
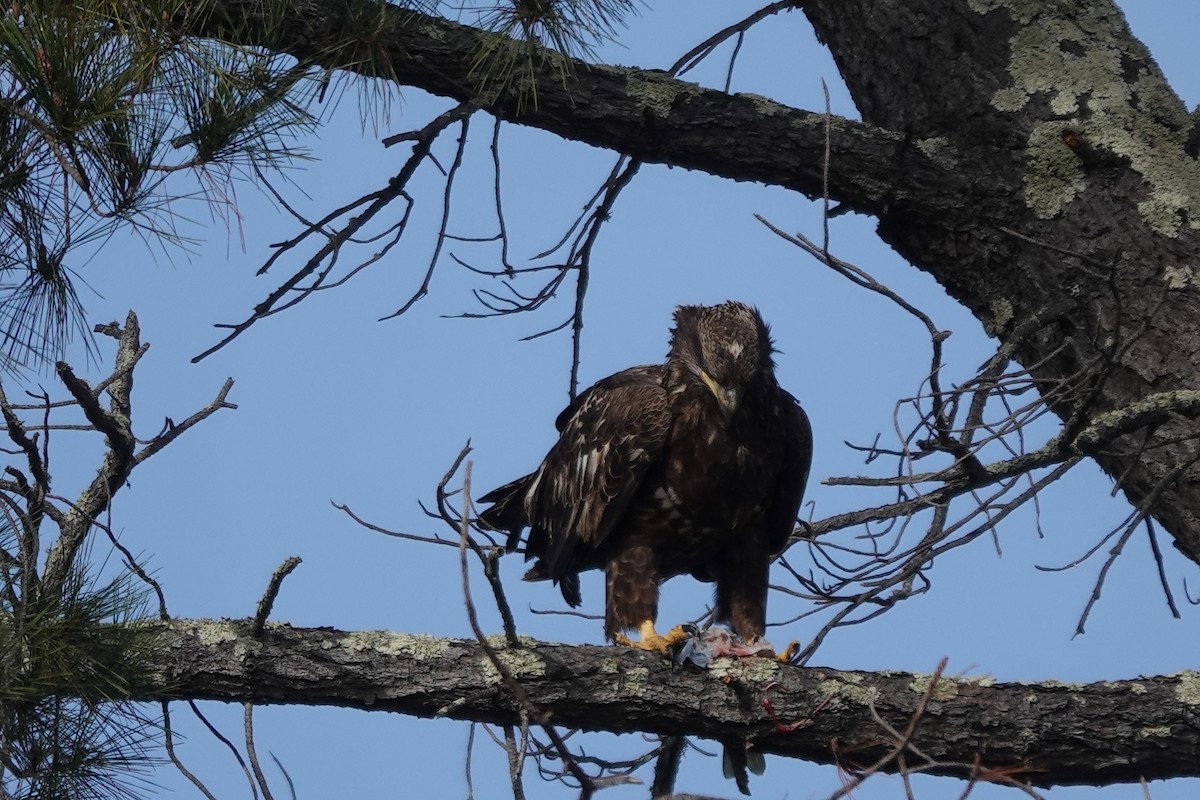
[613,620,690,655]
[775,640,800,663]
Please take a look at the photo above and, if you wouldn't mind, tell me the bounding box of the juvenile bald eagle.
[479,301,812,653]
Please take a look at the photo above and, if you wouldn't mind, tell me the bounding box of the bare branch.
[162,703,220,800]
[254,557,303,638]
[244,704,274,800]
[132,378,237,466]
[193,105,472,361]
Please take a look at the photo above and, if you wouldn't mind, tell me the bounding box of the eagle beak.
[700,370,740,417]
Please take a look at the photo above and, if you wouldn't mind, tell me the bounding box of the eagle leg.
[613,620,689,655]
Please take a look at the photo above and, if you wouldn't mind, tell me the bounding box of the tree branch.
[187,0,959,218]
[139,619,1200,788]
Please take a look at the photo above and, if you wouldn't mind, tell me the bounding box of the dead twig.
[254,557,302,638]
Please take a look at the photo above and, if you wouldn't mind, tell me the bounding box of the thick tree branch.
[141,619,1200,788]
[189,0,960,218]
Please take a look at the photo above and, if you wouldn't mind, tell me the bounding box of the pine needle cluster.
[467,0,642,109]
[0,0,320,367]
[0,554,160,800]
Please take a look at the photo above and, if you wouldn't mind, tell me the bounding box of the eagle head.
[670,301,775,417]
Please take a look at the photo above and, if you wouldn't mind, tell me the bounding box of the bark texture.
[802,0,1200,564]
[141,619,1200,787]
[190,0,1200,565]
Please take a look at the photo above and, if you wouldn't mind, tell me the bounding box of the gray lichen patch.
[481,647,547,685]
[342,630,451,659]
[625,69,701,118]
[960,674,997,688]
[916,137,960,169]
[1175,671,1200,706]
[614,664,651,698]
[188,619,264,662]
[984,296,1015,337]
[1139,725,1173,738]
[967,0,1035,23]
[1164,264,1195,289]
[1023,122,1087,219]
[983,12,1129,118]
[909,673,959,701]
[818,671,876,706]
[972,1,1200,234]
[484,633,544,649]
[1029,678,1086,690]
[191,619,243,646]
[708,656,779,683]
[737,92,789,118]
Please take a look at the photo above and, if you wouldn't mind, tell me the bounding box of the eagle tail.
[522,561,582,607]
[721,739,765,795]
[477,474,533,551]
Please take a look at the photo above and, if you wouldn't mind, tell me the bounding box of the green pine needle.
[0,563,162,800]
[470,0,642,110]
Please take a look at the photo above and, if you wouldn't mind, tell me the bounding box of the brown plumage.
[479,301,812,651]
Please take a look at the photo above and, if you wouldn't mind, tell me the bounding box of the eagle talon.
[614,621,689,655]
[775,640,800,664]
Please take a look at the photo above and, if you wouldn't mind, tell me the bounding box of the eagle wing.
[521,365,671,585]
[766,388,814,555]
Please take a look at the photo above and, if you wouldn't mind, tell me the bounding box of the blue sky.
[18,1,1200,797]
